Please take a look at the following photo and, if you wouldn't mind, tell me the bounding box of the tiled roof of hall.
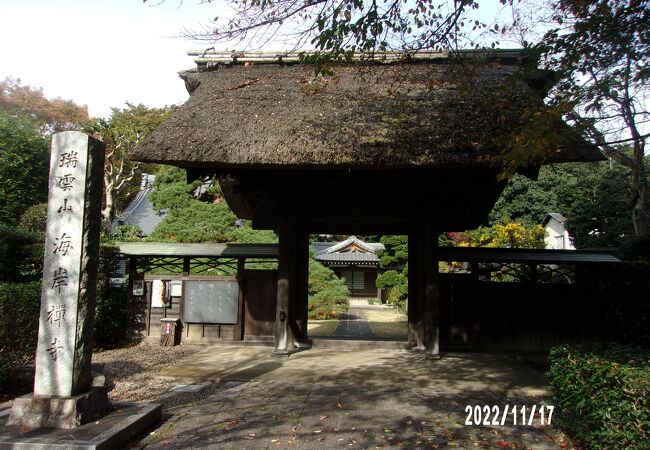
[129,48,603,168]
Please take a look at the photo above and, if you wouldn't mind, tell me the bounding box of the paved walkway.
[131,348,568,449]
[330,299,376,339]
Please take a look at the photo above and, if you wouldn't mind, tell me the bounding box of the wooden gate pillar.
[423,219,441,357]
[274,220,297,354]
[408,221,441,355]
[293,230,310,343]
[408,226,424,348]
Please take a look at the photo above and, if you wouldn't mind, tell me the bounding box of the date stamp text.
[464,405,554,426]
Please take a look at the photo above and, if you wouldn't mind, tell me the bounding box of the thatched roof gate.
[131,49,602,355]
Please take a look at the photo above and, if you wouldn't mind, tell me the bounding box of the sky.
[1,0,226,118]
[1,0,514,120]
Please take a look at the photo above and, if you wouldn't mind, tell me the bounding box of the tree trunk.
[631,173,650,237]
[101,180,114,232]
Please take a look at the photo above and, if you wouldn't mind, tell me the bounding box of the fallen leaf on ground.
[320,415,327,420]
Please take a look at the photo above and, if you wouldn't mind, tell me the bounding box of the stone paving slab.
[0,403,161,450]
[158,348,547,396]
[126,348,568,448]
[134,381,565,449]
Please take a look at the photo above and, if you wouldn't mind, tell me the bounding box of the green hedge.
[592,262,650,347]
[308,258,349,319]
[547,343,650,449]
[93,246,128,346]
[0,281,41,384]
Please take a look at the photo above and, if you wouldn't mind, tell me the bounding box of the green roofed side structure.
[130,49,603,355]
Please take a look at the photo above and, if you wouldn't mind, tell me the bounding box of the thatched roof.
[130,50,602,168]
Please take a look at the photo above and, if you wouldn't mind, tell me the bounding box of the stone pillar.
[274,221,296,354]
[8,131,108,429]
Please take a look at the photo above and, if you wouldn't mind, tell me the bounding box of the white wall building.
[542,213,576,250]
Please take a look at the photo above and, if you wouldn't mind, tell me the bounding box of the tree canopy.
[0,110,49,225]
[163,0,495,54]
[490,161,637,248]
[83,103,175,227]
[0,77,88,132]
[539,0,650,236]
[148,165,276,244]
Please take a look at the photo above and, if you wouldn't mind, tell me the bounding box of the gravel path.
[92,343,224,410]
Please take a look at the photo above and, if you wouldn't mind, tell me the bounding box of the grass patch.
[308,319,339,337]
[365,308,408,338]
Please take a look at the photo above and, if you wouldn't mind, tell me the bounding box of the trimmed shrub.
[0,281,40,385]
[547,343,650,449]
[93,246,128,346]
[18,203,48,241]
[0,222,42,282]
[594,262,650,347]
[308,259,349,319]
[377,268,408,311]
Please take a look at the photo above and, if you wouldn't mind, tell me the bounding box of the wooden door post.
[408,226,424,348]
[293,231,310,344]
[423,219,441,357]
[274,220,296,354]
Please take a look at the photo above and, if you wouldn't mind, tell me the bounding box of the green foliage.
[618,237,650,262]
[558,162,634,248]
[490,161,635,248]
[0,222,42,282]
[109,224,144,242]
[177,0,493,62]
[83,103,175,223]
[18,203,48,242]
[148,165,277,244]
[93,247,127,346]
[0,110,49,224]
[594,262,650,347]
[490,165,569,226]
[377,235,408,268]
[0,281,40,385]
[375,269,402,290]
[308,258,349,319]
[376,235,409,309]
[464,222,545,249]
[151,201,237,243]
[148,165,193,212]
[384,285,408,311]
[547,343,650,449]
[229,226,278,244]
[540,0,650,236]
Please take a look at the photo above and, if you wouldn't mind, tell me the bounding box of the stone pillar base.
[6,373,111,429]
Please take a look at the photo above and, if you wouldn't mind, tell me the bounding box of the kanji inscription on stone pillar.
[34,131,104,397]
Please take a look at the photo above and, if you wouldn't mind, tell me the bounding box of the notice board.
[183,280,239,324]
